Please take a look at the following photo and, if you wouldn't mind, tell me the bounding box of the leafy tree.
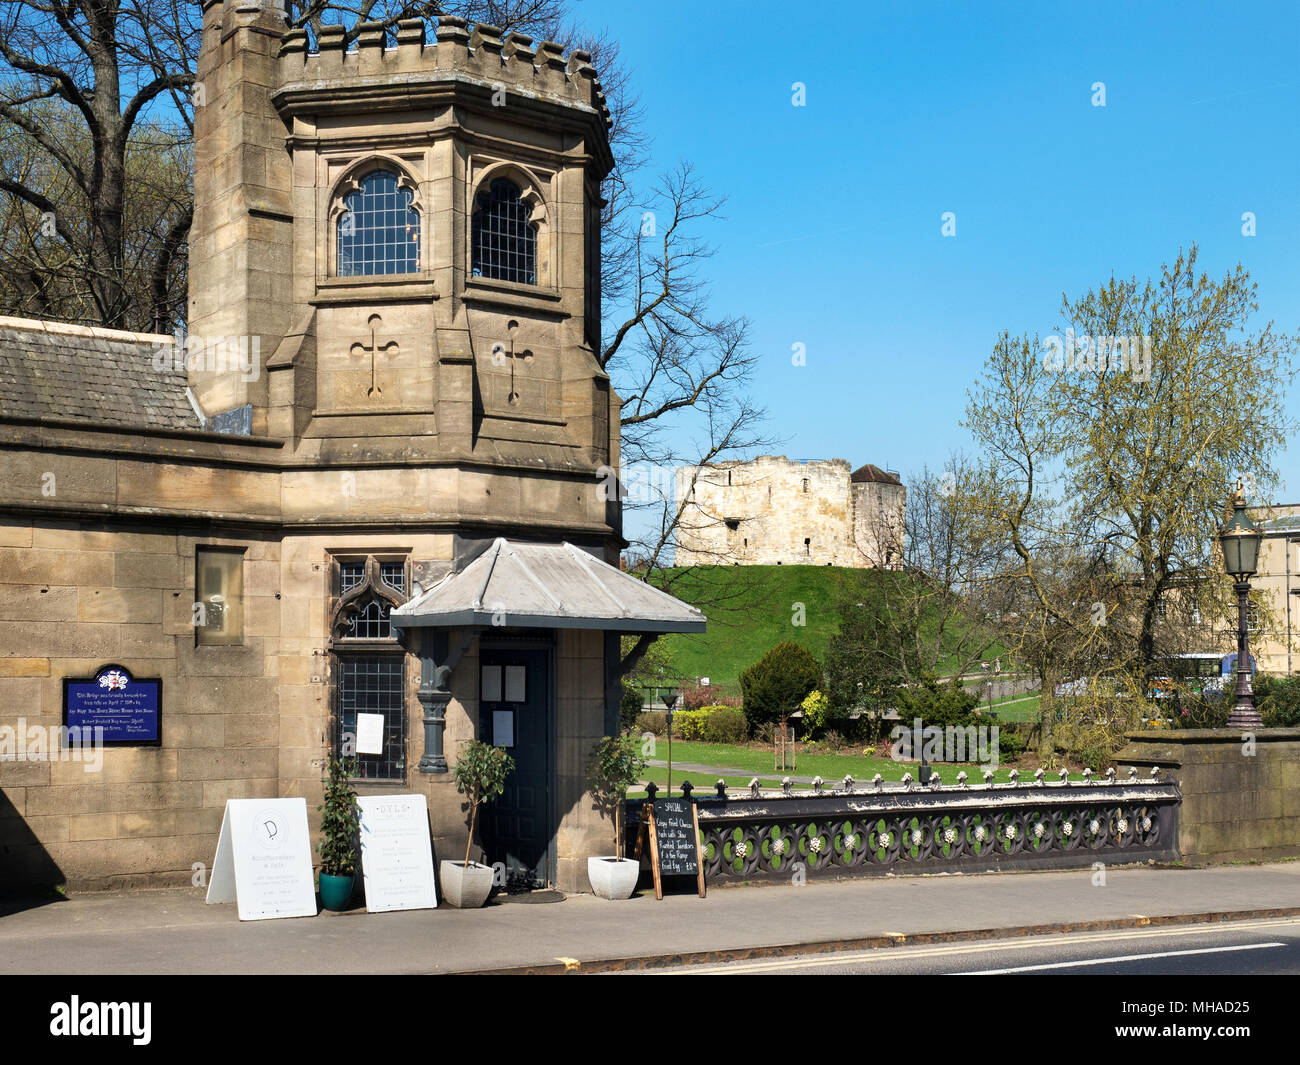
[738,641,822,732]
[894,674,979,729]
[585,735,646,859]
[964,247,1298,755]
[824,458,1003,737]
[452,738,514,868]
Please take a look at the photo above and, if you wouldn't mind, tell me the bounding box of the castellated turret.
[188,2,618,521]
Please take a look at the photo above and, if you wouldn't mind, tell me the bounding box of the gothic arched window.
[330,557,409,781]
[337,170,420,277]
[472,178,537,284]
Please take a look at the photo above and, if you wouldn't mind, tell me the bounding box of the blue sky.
[582,0,1300,495]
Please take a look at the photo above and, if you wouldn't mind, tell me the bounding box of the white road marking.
[956,941,1286,974]
[648,918,1300,975]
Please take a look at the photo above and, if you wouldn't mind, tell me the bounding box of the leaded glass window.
[345,597,393,640]
[340,561,366,593]
[337,654,406,780]
[471,178,537,284]
[331,555,410,781]
[379,561,406,595]
[337,170,420,277]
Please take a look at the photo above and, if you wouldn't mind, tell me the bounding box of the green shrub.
[663,706,748,744]
[894,674,979,729]
[634,710,667,736]
[619,683,644,731]
[739,641,822,732]
[697,707,747,744]
[800,689,830,733]
[995,731,1026,763]
[1166,693,1230,729]
[1076,744,1113,771]
[317,757,360,877]
[1256,674,1300,727]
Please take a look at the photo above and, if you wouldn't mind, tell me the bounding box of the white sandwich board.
[357,794,437,913]
[206,798,317,921]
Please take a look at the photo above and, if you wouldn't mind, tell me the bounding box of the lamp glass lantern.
[1220,495,1261,577]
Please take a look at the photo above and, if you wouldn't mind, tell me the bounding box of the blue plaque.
[62,664,162,746]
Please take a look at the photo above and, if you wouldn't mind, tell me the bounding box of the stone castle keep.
[674,456,906,568]
[0,6,702,894]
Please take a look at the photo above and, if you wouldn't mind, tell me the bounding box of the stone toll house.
[0,5,704,894]
[674,456,906,568]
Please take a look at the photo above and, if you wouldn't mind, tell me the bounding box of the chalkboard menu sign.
[653,799,699,876]
[63,664,161,746]
[638,799,706,899]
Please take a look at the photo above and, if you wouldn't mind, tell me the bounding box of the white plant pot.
[440,860,495,908]
[587,856,640,900]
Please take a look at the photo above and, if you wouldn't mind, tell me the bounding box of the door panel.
[479,648,551,887]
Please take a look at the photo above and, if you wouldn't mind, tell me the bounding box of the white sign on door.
[357,794,438,913]
[206,798,317,921]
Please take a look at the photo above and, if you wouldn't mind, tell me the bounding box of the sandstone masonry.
[674,456,905,568]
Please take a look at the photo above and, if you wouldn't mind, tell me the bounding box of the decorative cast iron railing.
[627,768,1179,880]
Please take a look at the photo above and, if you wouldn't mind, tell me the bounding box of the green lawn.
[650,565,1004,691]
[978,692,1043,722]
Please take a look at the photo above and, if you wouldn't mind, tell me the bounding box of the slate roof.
[391,538,707,633]
[0,316,199,431]
[850,463,902,485]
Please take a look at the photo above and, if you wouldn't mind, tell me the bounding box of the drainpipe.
[1289,537,1300,677]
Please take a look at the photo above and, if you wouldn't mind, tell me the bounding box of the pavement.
[1,860,1298,974]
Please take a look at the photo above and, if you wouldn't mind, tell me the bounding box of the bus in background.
[1149,654,1226,699]
[1148,652,1254,700]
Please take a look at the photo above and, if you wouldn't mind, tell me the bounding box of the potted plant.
[317,756,360,911]
[585,734,647,900]
[442,738,514,908]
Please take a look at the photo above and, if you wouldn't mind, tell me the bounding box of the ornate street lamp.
[662,691,679,795]
[1220,480,1263,728]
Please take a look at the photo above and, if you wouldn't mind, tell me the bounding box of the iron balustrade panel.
[625,781,1179,881]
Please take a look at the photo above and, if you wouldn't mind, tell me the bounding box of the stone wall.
[674,455,904,568]
[0,515,614,892]
[1115,729,1300,864]
[0,517,281,890]
[851,479,906,569]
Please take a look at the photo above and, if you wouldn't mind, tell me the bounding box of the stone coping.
[1124,728,1300,742]
[0,313,171,346]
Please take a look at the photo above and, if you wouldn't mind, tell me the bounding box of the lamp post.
[1220,480,1263,729]
[662,691,679,795]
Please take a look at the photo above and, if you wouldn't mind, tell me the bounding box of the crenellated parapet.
[273,14,611,130]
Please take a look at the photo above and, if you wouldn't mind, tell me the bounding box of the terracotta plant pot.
[587,856,639,900]
[440,860,495,908]
[318,872,354,911]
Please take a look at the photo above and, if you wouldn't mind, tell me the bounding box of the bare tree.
[602,163,772,581]
[0,0,197,327]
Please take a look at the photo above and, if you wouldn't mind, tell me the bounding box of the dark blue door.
[479,648,551,887]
